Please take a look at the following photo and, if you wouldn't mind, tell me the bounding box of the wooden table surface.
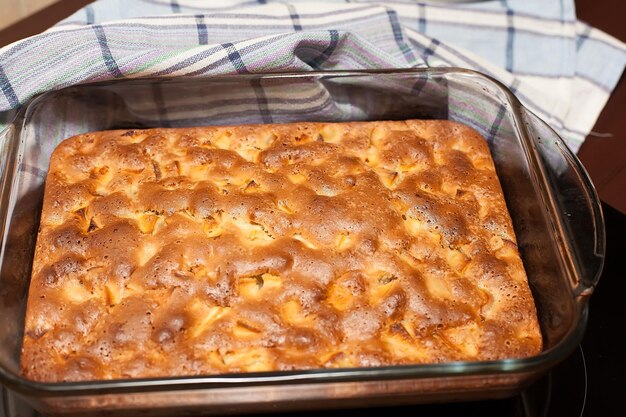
[1,0,624,212]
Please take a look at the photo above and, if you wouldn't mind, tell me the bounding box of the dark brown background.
[1,0,624,213]
[575,1,626,214]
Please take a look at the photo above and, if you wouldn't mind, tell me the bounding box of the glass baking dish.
[0,69,604,415]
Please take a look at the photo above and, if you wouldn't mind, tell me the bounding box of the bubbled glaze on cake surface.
[21,120,542,382]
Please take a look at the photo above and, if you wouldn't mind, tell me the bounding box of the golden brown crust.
[21,120,542,382]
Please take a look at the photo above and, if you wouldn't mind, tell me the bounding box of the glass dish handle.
[520,109,605,298]
[0,125,14,196]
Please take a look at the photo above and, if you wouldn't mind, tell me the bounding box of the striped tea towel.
[0,0,625,152]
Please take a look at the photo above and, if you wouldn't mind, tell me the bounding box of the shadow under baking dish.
[0,69,604,415]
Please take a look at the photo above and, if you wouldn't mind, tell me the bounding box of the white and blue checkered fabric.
[0,0,624,151]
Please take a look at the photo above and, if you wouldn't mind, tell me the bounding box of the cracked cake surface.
[21,120,542,382]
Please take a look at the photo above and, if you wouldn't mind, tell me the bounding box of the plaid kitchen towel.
[0,0,625,151]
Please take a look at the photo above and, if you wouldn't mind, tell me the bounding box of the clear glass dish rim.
[0,67,600,397]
